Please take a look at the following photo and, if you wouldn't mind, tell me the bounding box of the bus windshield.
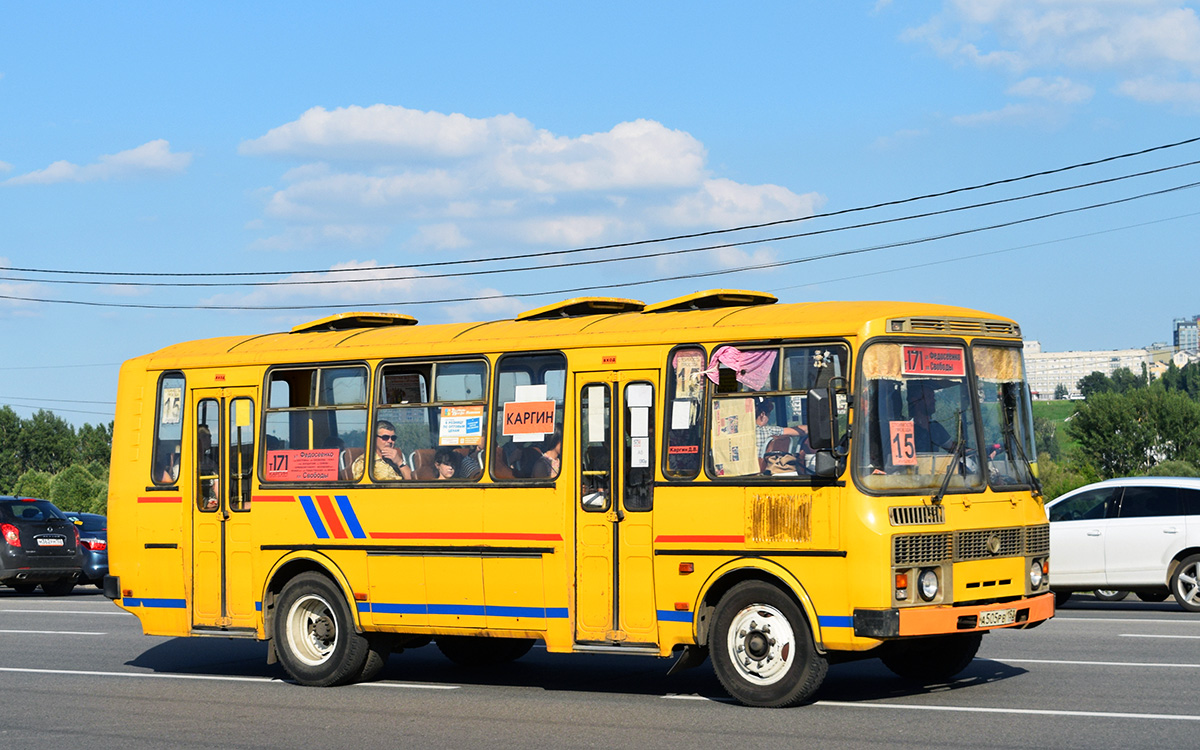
[973,343,1038,489]
[855,342,985,493]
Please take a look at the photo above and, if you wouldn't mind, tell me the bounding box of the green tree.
[0,406,21,493]
[1109,366,1147,394]
[77,421,113,465]
[12,469,53,499]
[1069,389,1200,477]
[17,410,76,474]
[1036,455,1098,501]
[1033,416,1061,461]
[1146,460,1200,477]
[1054,383,1069,400]
[1077,371,1112,399]
[49,464,105,512]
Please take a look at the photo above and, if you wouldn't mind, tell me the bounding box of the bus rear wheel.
[273,572,369,686]
[880,632,982,683]
[436,636,534,667]
[710,581,827,708]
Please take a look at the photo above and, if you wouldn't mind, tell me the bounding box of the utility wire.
[3,134,1199,281]
[6,157,1200,290]
[3,178,1196,311]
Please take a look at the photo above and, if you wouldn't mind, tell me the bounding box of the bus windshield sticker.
[440,405,484,446]
[901,346,966,377]
[265,449,339,481]
[160,387,182,425]
[889,420,918,466]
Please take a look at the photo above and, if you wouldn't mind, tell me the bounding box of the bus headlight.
[918,568,939,602]
[1029,560,1044,589]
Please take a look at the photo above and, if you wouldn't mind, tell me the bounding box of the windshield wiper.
[931,412,966,505]
[1003,424,1043,499]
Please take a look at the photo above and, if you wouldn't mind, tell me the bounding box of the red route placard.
[502,400,556,436]
[902,345,965,377]
[264,449,339,481]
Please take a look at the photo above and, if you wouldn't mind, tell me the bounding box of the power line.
[5,156,1199,290]
[3,178,1196,311]
[3,134,1199,281]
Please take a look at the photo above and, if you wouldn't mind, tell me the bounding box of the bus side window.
[197,399,221,512]
[152,373,185,486]
[664,347,704,480]
[228,397,255,511]
[492,353,566,482]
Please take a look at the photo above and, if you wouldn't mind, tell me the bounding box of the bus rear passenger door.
[190,388,258,632]
[574,372,658,646]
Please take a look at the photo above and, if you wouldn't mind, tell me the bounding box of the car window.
[1180,488,1200,516]
[1048,487,1119,522]
[1118,486,1182,518]
[0,500,66,522]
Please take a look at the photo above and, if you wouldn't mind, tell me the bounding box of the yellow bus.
[105,289,1052,707]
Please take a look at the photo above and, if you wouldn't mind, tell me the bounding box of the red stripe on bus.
[654,534,745,543]
[252,495,296,502]
[368,532,563,542]
[137,497,182,503]
[315,495,347,539]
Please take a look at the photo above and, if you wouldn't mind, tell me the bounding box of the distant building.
[1024,341,1150,400]
[1174,316,1200,354]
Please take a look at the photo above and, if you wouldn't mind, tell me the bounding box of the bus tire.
[273,572,368,686]
[1169,554,1200,612]
[436,636,535,667]
[356,636,392,682]
[710,581,827,708]
[880,631,982,683]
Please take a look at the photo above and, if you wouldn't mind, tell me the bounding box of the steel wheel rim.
[725,603,795,686]
[286,593,339,666]
[1178,562,1200,606]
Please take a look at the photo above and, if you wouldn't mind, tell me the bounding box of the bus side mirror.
[807,388,836,451]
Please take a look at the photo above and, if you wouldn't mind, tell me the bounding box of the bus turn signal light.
[678,562,694,574]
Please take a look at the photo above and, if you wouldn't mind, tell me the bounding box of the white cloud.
[656,178,825,228]
[907,2,1200,106]
[441,288,527,322]
[0,161,11,174]
[951,103,1040,126]
[1117,75,1200,104]
[1008,75,1093,103]
[250,224,390,251]
[3,140,192,186]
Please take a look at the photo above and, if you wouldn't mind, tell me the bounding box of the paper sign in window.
[889,421,917,466]
[626,383,653,408]
[630,406,649,438]
[503,400,556,436]
[264,449,339,481]
[440,405,484,446]
[587,386,606,443]
[671,400,692,430]
[160,387,182,425]
[631,436,650,468]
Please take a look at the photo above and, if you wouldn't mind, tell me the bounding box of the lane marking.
[816,700,1200,722]
[992,657,1200,668]
[1050,617,1200,625]
[0,608,133,616]
[0,629,106,635]
[1119,634,1200,640]
[0,666,459,690]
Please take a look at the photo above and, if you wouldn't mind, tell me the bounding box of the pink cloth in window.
[702,346,777,391]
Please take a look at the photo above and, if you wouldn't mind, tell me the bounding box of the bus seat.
[342,447,365,480]
[765,435,792,454]
[411,448,438,480]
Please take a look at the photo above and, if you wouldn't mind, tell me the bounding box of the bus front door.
[190,388,258,632]
[574,372,659,646]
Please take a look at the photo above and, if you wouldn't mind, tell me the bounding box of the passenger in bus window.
[157,446,181,484]
[754,399,799,458]
[353,420,413,480]
[531,432,563,479]
[457,445,482,479]
[197,425,220,510]
[433,447,461,480]
[907,382,954,453]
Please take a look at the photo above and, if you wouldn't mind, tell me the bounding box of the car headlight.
[918,568,939,602]
[1029,559,1044,589]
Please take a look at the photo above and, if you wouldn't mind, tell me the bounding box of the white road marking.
[1051,617,1200,625]
[0,666,459,690]
[0,629,106,635]
[992,657,1200,668]
[0,608,132,616]
[1119,633,1200,640]
[816,700,1200,722]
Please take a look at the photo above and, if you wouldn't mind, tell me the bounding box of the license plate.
[979,608,1016,627]
[36,537,64,547]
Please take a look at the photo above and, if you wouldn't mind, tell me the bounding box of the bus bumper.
[853,591,1054,638]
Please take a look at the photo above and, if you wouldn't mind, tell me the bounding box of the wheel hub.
[726,605,797,686]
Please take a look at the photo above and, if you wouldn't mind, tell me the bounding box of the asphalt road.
[1,588,1196,749]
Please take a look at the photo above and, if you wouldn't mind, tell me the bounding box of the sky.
[2,1,1200,426]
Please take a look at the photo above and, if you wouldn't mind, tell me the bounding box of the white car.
[1046,477,1200,612]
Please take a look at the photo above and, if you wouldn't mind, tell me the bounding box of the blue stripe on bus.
[297,495,329,539]
[818,615,854,628]
[123,597,187,609]
[256,601,262,612]
[334,495,366,539]
[358,602,569,619]
[656,610,694,623]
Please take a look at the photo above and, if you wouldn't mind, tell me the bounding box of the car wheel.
[41,579,75,597]
[11,583,38,595]
[1169,554,1200,613]
[272,572,369,686]
[710,581,827,708]
[436,636,535,667]
[1136,590,1169,603]
[880,632,983,683]
[1092,589,1128,602]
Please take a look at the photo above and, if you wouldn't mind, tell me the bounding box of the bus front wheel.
[710,581,827,708]
[273,572,369,686]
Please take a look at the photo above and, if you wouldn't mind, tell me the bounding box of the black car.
[61,511,107,587]
[0,497,84,596]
